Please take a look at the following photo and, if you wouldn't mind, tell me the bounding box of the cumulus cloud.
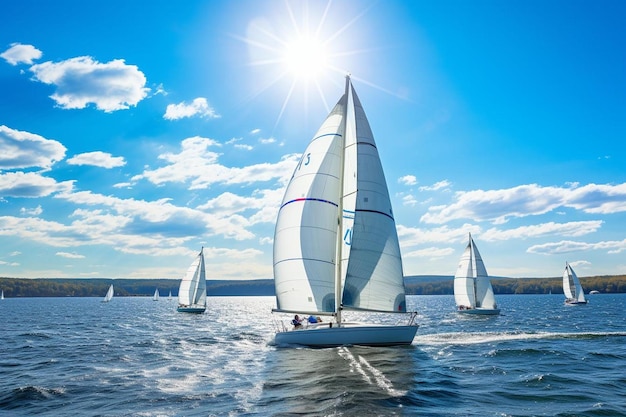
[55,188,257,242]
[29,56,149,112]
[20,205,43,216]
[133,136,298,189]
[403,246,456,259]
[419,180,451,192]
[481,221,603,241]
[0,125,66,170]
[527,238,626,255]
[398,175,417,186]
[0,172,73,198]
[163,97,220,120]
[67,151,126,168]
[421,183,626,224]
[0,43,42,65]
[56,251,85,259]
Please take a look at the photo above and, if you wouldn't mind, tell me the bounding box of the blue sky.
[1,0,625,280]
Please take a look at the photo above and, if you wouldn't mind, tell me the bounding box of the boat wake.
[415,331,626,346]
[336,347,406,397]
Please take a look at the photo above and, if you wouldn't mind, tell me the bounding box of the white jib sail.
[562,263,575,300]
[179,249,206,307]
[340,80,406,313]
[564,263,586,302]
[454,234,497,309]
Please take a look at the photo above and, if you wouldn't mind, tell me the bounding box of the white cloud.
[481,221,603,241]
[398,175,417,186]
[527,238,626,255]
[1,43,42,65]
[67,151,126,168]
[403,246,456,259]
[259,137,276,145]
[421,183,626,224]
[250,128,261,135]
[0,125,66,170]
[419,180,451,192]
[56,251,85,259]
[134,137,298,189]
[55,188,257,242]
[29,56,149,112]
[401,193,418,207]
[0,172,73,198]
[163,97,220,120]
[20,205,43,216]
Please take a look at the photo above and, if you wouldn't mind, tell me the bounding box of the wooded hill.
[0,275,625,298]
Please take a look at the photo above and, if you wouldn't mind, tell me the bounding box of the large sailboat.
[177,248,207,313]
[563,262,587,305]
[102,284,114,303]
[272,76,418,347]
[153,288,160,301]
[454,233,500,315]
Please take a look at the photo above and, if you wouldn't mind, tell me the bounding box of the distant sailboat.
[102,284,114,303]
[1,290,4,300]
[168,290,172,301]
[454,233,500,315]
[153,288,159,301]
[271,76,418,347]
[563,262,588,305]
[177,248,207,313]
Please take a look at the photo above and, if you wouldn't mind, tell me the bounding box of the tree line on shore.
[404,275,626,295]
[0,275,624,298]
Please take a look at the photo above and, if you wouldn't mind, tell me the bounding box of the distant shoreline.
[1,275,624,298]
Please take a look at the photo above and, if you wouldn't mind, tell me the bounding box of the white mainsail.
[102,284,114,303]
[563,262,587,304]
[177,248,207,313]
[454,233,499,314]
[153,288,159,301]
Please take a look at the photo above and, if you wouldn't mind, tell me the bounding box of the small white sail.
[454,233,499,315]
[102,284,114,303]
[563,262,587,305]
[1,290,4,300]
[177,248,207,313]
[153,288,159,301]
[272,76,418,347]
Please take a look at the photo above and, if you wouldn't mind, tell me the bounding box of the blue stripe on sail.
[274,257,335,267]
[356,208,394,221]
[343,209,355,220]
[313,133,342,141]
[358,141,377,150]
[280,197,338,210]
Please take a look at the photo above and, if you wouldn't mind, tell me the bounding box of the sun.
[282,36,329,80]
[235,1,378,129]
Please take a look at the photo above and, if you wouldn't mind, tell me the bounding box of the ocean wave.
[414,331,626,346]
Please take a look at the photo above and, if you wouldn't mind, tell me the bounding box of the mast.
[334,74,351,326]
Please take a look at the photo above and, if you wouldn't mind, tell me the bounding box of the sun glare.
[237,1,379,129]
[283,36,329,80]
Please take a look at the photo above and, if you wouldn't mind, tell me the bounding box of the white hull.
[274,323,418,348]
[457,307,500,315]
[565,299,588,306]
[177,305,206,314]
